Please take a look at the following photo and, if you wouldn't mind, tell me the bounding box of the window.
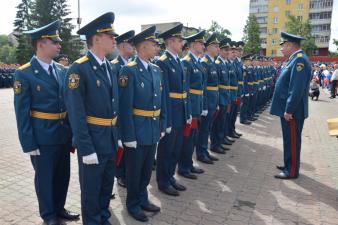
[256,16,267,24]
[285,11,291,17]
[272,39,277,45]
[271,50,277,56]
[273,17,278,24]
[261,38,267,44]
[310,0,333,9]
[297,3,304,10]
[272,28,278,34]
[297,16,303,21]
[260,27,267,34]
[309,11,332,20]
[311,24,331,32]
[286,0,291,5]
[273,6,279,12]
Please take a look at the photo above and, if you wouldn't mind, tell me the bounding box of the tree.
[13,0,34,64]
[333,39,338,52]
[0,35,17,64]
[242,15,262,55]
[285,15,317,56]
[206,21,231,39]
[30,0,83,61]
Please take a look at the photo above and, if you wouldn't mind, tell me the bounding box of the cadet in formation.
[13,20,79,225]
[111,29,135,188]
[64,12,119,225]
[270,32,311,179]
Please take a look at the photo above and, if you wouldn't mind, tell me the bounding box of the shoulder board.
[201,57,208,63]
[18,62,31,70]
[150,63,159,68]
[297,53,303,58]
[111,58,119,64]
[183,55,191,62]
[215,60,221,65]
[159,54,167,61]
[54,62,65,69]
[127,61,137,67]
[75,56,89,64]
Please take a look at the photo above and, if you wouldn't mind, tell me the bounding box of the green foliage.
[242,15,262,55]
[285,15,317,56]
[206,21,231,39]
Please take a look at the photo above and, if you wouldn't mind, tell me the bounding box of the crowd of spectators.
[0,63,19,88]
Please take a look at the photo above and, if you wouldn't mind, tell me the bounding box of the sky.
[0,0,337,51]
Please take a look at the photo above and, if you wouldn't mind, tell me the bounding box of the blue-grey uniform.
[156,23,191,191]
[240,54,252,124]
[13,20,73,222]
[178,30,207,175]
[64,13,119,225]
[210,38,232,153]
[118,26,166,217]
[111,30,135,185]
[270,32,311,179]
[197,33,220,157]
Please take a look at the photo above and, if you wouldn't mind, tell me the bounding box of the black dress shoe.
[58,208,79,221]
[229,133,240,139]
[210,147,226,154]
[178,171,197,180]
[220,144,230,151]
[225,136,235,143]
[274,172,298,180]
[117,177,126,188]
[129,211,148,222]
[234,131,242,137]
[207,154,219,161]
[198,157,214,164]
[159,186,179,196]
[172,182,186,191]
[141,203,161,212]
[44,218,60,225]
[191,167,204,174]
[276,165,285,171]
[222,139,233,145]
[240,121,252,125]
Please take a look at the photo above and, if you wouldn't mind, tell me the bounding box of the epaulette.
[18,62,31,71]
[127,61,137,67]
[297,53,303,58]
[111,58,119,64]
[54,62,65,69]
[215,60,221,65]
[75,56,89,64]
[201,57,208,63]
[150,63,160,68]
[183,55,191,62]
[159,54,167,61]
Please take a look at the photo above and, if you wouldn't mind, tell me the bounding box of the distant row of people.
[0,64,19,88]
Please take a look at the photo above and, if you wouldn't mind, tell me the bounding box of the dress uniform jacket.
[227,60,238,102]
[200,55,219,110]
[270,50,311,119]
[111,55,127,76]
[235,59,244,97]
[64,51,119,157]
[156,51,191,128]
[216,57,230,106]
[14,57,71,152]
[118,57,166,145]
[182,53,206,117]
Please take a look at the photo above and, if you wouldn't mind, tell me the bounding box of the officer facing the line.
[64,12,119,225]
[270,32,311,179]
[13,20,79,225]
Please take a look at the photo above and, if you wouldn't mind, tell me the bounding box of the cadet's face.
[229,49,236,60]
[100,33,117,54]
[207,43,219,57]
[123,42,135,56]
[219,48,228,58]
[192,41,205,55]
[280,42,291,57]
[171,37,184,54]
[40,39,61,59]
[144,40,158,59]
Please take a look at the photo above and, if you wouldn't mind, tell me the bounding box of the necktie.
[147,64,152,73]
[48,65,58,83]
[101,63,112,85]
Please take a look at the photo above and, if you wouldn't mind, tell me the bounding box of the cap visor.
[51,37,62,42]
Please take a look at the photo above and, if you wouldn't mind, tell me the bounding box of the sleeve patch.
[68,74,80,89]
[119,75,128,87]
[296,63,304,72]
[13,81,22,94]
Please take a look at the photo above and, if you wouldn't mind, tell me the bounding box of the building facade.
[249,0,334,56]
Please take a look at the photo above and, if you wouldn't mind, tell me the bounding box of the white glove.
[201,110,208,116]
[187,115,192,124]
[27,149,40,156]
[118,140,123,148]
[160,132,165,139]
[124,141,137,148]
[166,127,172,134]
[83,152,99,165]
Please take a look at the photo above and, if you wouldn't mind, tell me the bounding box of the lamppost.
[76,0,82,29]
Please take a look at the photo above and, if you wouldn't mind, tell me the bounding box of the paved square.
[1,88,338,225]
